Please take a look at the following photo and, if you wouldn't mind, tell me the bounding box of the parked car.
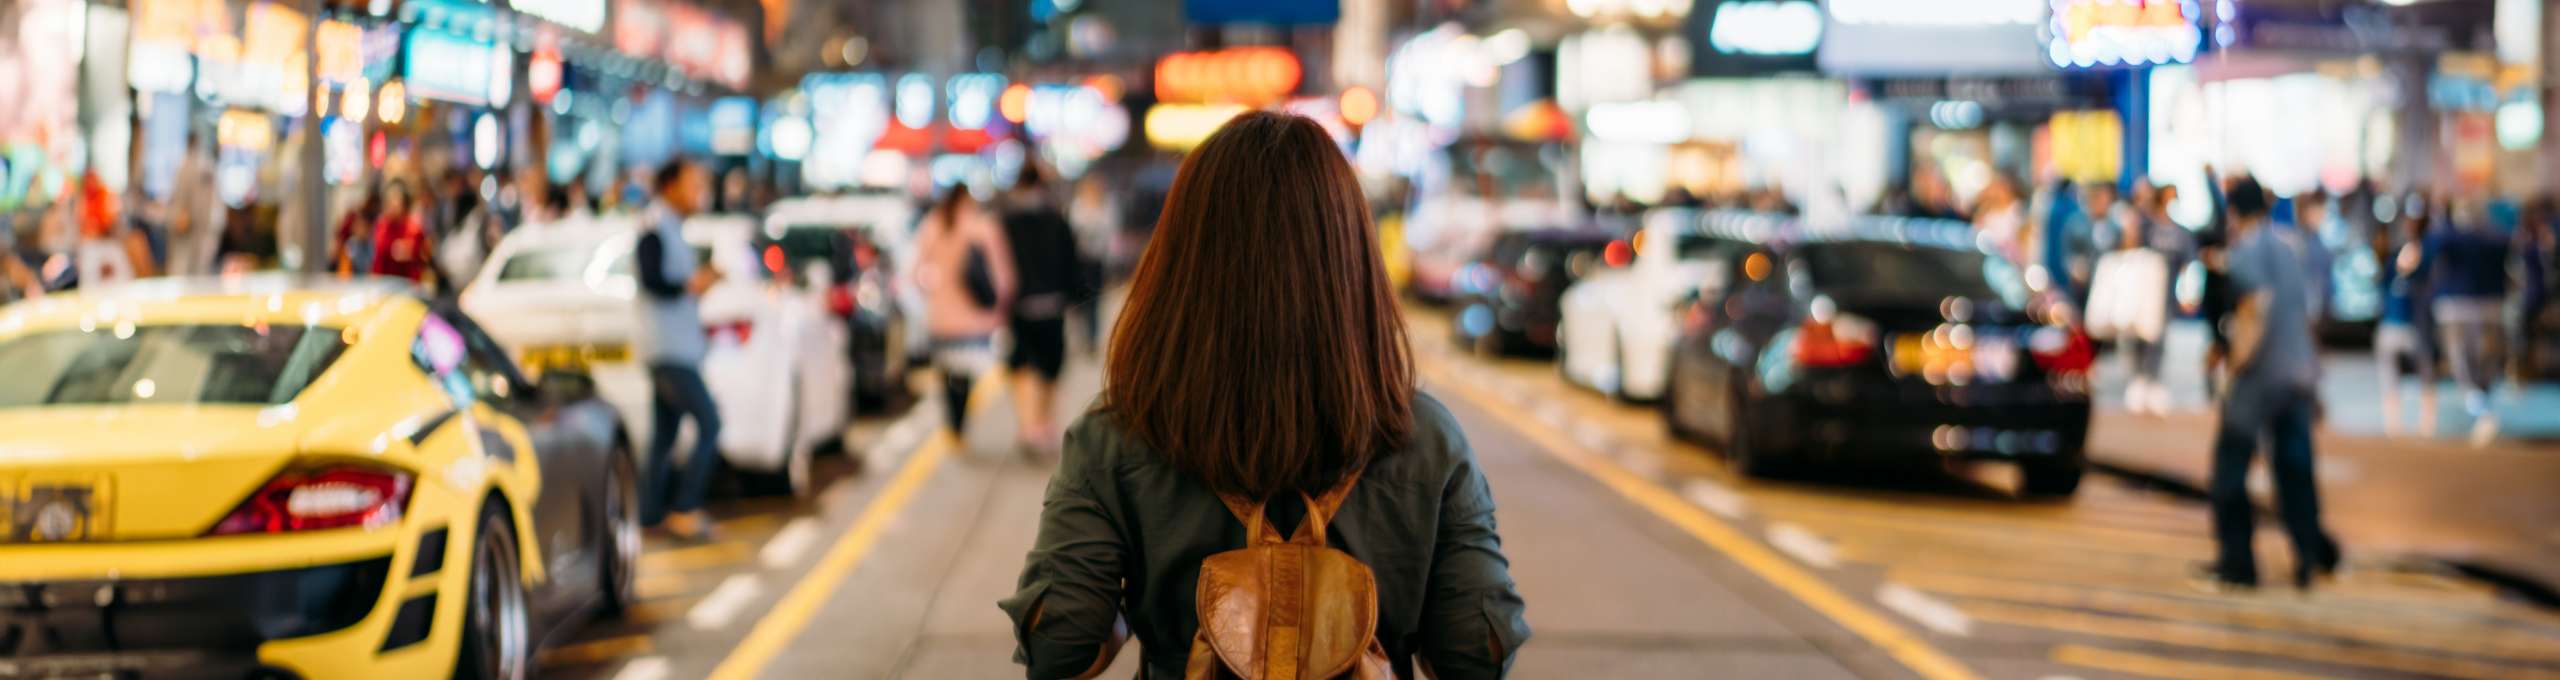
[1557,209,1767,400]
[763,195,920,411]
[1658,217,2095,496]
[1451,228,1619,356]
[461,215,851,497]
[0,277,637,678]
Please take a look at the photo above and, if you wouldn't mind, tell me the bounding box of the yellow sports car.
[0,277,639,679]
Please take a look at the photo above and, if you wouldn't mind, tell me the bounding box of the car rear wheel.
[743,381,814,498]
[1661,363,1697,442]
[596,447,641,617]
[457,504,531,680]
[2021,460,2085,498]
[1725,380,1777,478]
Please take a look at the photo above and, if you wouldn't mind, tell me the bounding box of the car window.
[414,310,529,407]
[1799,242,2024,306]
[0,324,348,407]
[496,243,602,282]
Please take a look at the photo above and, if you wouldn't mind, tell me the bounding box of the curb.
[2088,460,2560,610]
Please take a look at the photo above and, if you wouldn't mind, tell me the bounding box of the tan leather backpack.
[1184,469,1396,680]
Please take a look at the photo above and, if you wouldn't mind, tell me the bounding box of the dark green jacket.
[1001,393,1530,679]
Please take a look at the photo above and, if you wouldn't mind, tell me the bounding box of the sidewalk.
[2086,323,2560,604]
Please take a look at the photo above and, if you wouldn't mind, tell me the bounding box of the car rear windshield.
[0,325,349,407]
[1800,242,2025,306]
[497,243,603,282]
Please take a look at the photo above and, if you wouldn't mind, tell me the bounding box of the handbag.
[2085,248,2169,341]
[963,244,1000,310]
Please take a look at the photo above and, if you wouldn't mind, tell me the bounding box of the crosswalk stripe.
[687,574,765,631]
[1961,599,2560,680]
[2050,644,2336,680]
[1682,479,1750,519]
[759,517,823,569]
[1887,566,2560,635]
[1926,575,2560,664]
[1766,522,1839,569]
[610,656,670,680]
[1878,583,1973,637]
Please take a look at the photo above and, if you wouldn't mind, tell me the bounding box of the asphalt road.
[537,307,2560,680]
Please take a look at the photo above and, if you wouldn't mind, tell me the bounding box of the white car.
[1556,208,1737,401]
[460,215,853,497]
[765,195,926,359]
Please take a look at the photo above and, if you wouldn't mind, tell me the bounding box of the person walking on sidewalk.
[2424,198,2511,445]
[2375,207,2439,436]
[634,161,726,542]
[1002,112,1530,679]
[2201,177,2340,593]
[2107,181,2193,415]
[916,188,1015,438]
[998,164,1088,455]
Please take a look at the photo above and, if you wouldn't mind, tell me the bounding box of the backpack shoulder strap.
[1288,466,1366,546]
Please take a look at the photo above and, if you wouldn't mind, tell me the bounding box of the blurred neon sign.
[1829,0,2039,25]
[2045,0,2200,68]
[1154,47,1301,105]
[1709,1,1821,55]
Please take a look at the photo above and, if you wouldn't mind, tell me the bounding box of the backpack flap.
[1189,470,1391,680]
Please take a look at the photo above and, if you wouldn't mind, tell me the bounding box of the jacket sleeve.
[634,231,686,300]
[1415,403,1531,679]
[1000,423,1126,679]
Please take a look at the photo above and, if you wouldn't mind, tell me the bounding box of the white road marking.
[1682,479,1750,519]
[611,656,670,680]
[687,575,765,630]
[1573,424,1613,452]
[1764,522,1839,569]
[759,518,823,569]
[1877,582,1974,637]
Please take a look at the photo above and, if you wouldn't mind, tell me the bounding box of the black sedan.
[1659,220,2095,496]
[1452,228,1620,356]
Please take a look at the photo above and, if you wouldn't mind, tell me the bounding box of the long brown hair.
[1104,111,1414,499]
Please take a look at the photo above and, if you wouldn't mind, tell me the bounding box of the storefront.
[1818,0,2119,214]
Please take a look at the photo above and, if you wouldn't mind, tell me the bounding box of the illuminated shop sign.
[1826,0,2040,26]
[2045,0,2199,68]
[1818,0,2050,75]
[1154,47,1302,105]
[1709,1,1821,56]
[403,28,512,107]
[512,0,606,33]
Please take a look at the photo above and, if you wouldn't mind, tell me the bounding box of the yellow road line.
[1425,360,1986,680]
[706,433,954,680]
[2050,644,2339,680]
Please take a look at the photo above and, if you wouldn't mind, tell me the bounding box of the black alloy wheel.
[458,504,531,680]
[597,446,641,616]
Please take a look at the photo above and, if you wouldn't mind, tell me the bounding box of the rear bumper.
[0,558,389,677]
[1758,378,2091,464]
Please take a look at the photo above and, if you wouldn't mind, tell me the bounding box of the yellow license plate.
[519,344,631,375]
[5,476,111,543]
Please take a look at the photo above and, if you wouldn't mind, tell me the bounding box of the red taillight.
[1794,314,1876,368]
[2028,326,2095,374]
[710,320,755,343]
[209,466,414,536]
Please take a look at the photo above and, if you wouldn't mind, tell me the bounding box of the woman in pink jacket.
[915,189,1016,438]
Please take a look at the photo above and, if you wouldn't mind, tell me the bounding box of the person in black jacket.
[1000,164,1091,455]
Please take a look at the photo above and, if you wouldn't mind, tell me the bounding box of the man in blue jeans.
[2204,177,2340,591]
[635,161,724,541]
